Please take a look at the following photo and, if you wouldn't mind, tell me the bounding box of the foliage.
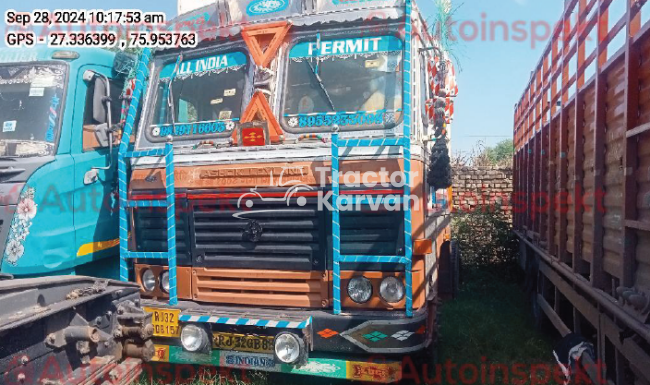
[452,140,514,168]
[452,208,520,280]
[484,139,514,167]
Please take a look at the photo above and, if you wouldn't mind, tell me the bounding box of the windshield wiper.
[306,60,336,112]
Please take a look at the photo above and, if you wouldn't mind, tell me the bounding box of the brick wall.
[452,166,513,220]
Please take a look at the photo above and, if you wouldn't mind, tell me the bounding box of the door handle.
[84,169,99,185]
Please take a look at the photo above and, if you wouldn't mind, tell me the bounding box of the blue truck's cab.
[0,48,132,278]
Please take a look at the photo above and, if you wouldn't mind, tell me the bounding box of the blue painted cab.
[0,48,131,278]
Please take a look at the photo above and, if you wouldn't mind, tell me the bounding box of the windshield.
[282,35,403,133]
[0,63,66,157]
[145,51,248,143]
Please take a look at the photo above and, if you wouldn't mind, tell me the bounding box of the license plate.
[213,332,274,353]
[144,307,180,337]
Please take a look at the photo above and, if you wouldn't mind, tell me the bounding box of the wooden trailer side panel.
[636,36,650,289]
[603,63,626,282]
[582,86,596,266]
[566,105,576,259]
[513,1,650,384]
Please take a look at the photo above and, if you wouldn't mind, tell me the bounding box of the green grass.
[135,267,560,385]
[432,267,561,385]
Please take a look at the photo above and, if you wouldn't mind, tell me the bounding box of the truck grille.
[133,193,405,273]
[133,206,191,264]
[192,268,328,308]
[191,197,327,271]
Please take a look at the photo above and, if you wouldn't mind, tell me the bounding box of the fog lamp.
[379,276,405,303]
[180,324,209,352]
[141,269,156,292]
[347,276,373,304]
[274,333,303,364]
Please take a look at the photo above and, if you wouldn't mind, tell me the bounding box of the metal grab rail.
[117,48,178,305]
[330,0,414,317]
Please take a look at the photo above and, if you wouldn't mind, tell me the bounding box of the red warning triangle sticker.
[232,91,283,143]
[242,21,291,68]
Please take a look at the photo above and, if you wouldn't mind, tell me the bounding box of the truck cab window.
[0,64,66,157]
[282,35,403,133]
[82,77,124,151]
[143,51,248,144]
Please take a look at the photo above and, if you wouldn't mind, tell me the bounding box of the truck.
[117,0,457,382]
[0,47,135,278]
[513,0,650,384]
[0,47,156,385]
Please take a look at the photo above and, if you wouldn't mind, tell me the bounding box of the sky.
[0,0,565,156]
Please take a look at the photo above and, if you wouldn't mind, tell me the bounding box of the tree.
[484,139,514,167]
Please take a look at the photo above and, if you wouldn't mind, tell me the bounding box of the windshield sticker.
[211,98,224,105]
[162,52,247,79]
[246,0,289,16]
[289,36,402,60]
[149,120,237,140]
[29,87,44,97]
[285,109,401,128]
[224,89,236,97]
[218,110,232,120]
[3,120,16,132]
[32,75,55,88]
[0,67,64,87]
[45,95,60,143]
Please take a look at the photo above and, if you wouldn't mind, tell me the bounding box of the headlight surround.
[274,333,302,364]
[180,324,208,352]
[379,276,405,303]
[160,271,170,293]
[141,269,156,292]
[347,276,373,304]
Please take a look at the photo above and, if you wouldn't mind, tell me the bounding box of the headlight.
[180,325,208,352]
[274,333,302,364]
[347,277,373,304]
[141,269,156,292]
[379,276,405,303]
[160,271,170,293]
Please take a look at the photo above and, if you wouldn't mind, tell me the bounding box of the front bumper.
[152,345,403,383]
[143,299,431,383]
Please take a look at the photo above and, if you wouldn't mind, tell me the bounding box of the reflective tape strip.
[178,315,312,329]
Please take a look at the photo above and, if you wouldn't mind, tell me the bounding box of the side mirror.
[93,123,111,147]
[92,77,108,124]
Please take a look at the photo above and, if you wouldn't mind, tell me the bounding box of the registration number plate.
[144,307,180,337]
[213,332,274,353]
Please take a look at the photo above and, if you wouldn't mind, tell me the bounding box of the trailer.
[513,1,650,384]
[0,275,154,385]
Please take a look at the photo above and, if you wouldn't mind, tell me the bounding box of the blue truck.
[0,47,134,278]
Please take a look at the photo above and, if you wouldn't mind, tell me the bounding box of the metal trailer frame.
[513,0,650,384]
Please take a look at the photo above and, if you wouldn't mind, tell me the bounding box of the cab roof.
[0,47,116,65]
[171,0,435,45]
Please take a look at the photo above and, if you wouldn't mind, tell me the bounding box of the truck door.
[71,64,124,276]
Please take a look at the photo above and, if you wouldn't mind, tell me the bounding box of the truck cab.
[0,48,133,277]
[120,0,456,381]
